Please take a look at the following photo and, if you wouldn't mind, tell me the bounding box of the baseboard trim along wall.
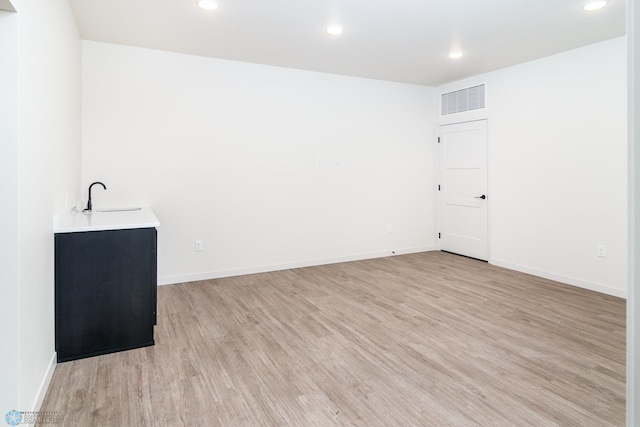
[158,246,438,286]
[159,249,627,299]
[490,258,627,299]
[32,352,56,413]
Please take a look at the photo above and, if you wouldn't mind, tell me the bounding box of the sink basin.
[95,207,142,212]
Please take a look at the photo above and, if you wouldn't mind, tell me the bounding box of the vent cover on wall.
[441,84,485,115]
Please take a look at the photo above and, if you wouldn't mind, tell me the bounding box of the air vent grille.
[441,84,485,115]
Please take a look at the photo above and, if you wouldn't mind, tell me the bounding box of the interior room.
[1,0,639,425]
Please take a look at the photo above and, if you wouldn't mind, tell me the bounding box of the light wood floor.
[39,251,625,426]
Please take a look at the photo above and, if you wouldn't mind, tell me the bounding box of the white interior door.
[439,120,488,260]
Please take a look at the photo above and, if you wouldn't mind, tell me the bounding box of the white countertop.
[54,207,160,233]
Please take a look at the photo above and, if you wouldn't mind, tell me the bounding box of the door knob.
[475,195,486,200]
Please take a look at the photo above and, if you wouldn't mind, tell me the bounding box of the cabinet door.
[55,228,156,362]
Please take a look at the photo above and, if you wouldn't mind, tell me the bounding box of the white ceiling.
[67,0,626,86]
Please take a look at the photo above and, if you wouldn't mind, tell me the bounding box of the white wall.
[82,39,626,295]
[0,8,19,414]
[0,0,82,413]
[628,0,639,424]
[438,37,627,297]
[81,41,437,284]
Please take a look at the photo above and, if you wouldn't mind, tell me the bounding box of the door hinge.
[438,184,440,191]
[437,137,440,143]
[438,232,441,239]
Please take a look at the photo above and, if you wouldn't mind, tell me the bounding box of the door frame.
[437,118,490,261]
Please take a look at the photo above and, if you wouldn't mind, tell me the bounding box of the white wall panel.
[81,42,437,284]
[12,0,82,411]
[438,37,627,297]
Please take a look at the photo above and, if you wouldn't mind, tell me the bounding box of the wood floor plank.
[38,251,625,426]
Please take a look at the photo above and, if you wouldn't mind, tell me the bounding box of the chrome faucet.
[85,182,107,212]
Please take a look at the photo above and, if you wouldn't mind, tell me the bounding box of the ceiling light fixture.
[326,26,344,36]
[448,51,463,59]
[197,0,219,11]
[583,1,608,11]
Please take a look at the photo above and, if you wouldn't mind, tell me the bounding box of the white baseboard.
[158,249,626,299]
[158,246,438,286]
[490,258,627,299]
[29,352,56,415]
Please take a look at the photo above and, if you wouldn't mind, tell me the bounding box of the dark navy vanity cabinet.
[54,208,159,362]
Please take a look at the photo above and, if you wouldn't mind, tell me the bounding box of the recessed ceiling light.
[448,51,463,59]
[326,26,344,36]
[583,1,608,11]
[197,0,219,11]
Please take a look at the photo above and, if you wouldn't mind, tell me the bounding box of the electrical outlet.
[195,240,203,252]
[597,244,605,257]
[316,156,323,166]
[387,224,393,233]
